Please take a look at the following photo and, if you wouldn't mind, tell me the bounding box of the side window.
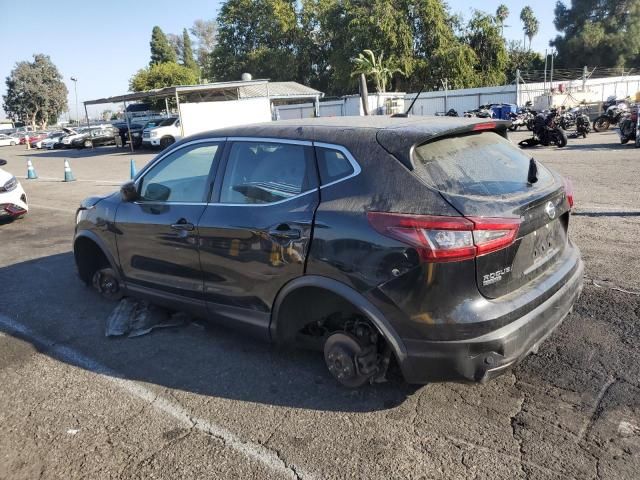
[139,142,220,203]
[316,147,355,185]
[220,141,314,204]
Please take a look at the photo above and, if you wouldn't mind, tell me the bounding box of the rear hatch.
[410,130,571,299]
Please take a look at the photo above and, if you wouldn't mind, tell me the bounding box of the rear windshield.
[412,132,553,197]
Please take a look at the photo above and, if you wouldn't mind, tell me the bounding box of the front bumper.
[0,183,29,218]
[399,251,584,383]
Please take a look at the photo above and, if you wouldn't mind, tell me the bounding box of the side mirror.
[120,181,139,202]
[0,159,6,166]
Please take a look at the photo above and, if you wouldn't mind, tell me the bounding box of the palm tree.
[520,6,539,50]
[496,4,510,37]
[351,50,404,93]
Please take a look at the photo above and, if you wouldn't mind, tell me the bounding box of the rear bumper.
[400,251,584,383]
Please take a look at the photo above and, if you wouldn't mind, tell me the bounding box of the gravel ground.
[0,130,638,480]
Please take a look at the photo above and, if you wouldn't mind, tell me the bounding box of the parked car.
[70,126,121,149]
[0,159,28,220]
[41,128,75,149]
[0,134,18,147]
[112,122,144,148]
[31,131,64,149]
[61,128,91,148]
[21,132,47,145]
[141,117,182,149]
[73,117,583,387]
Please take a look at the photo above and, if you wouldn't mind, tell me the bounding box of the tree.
[166,33,184,60]
[552,0,640,68]
[211,0,301,83]
[150,26,177,65]
[506,40,544,75]
[496,4,509,36]
[2,54,68,129]
[190,19,217,76]
[182,28,199,72]
[101,109,113,121]
[351,50,404,93]
[465,11,508,86]
[519,6,539,49]
[129,62,199,92]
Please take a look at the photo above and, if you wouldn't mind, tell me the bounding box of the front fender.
[73,230,122,279]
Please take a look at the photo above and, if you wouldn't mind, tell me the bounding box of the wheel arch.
[270,275,407,364]
[73,231,121,285]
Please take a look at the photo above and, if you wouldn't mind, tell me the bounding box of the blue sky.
[0,0,560,121]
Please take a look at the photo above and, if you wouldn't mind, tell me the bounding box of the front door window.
[139,143,220,203]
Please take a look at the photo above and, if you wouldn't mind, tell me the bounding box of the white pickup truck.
[141,117,182,149]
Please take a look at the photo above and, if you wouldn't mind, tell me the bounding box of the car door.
[115,140,224,311]
[197,138,319,339]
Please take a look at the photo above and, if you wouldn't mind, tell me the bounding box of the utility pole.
[543,49,548,94]
[441,78,449,113]
[70,77,79,126]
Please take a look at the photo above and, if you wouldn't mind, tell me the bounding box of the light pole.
[70,77,78,126]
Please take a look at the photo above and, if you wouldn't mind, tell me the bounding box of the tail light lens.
[367,212,520,263]
[563,177,574,209]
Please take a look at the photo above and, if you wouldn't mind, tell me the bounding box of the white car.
[0,134,18,147]
[0,159,28,219]
[61,127,90,147]
[41,129,74,149]
[142,117,182,149]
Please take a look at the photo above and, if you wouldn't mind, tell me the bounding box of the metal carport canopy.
[83,79,270,105]
[82,80,324,105]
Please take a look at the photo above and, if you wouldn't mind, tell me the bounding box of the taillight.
[472,121,497,131]
[563,177,574,209]
[367,212,520,263]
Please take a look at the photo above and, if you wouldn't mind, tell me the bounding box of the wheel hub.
[324,332,373,388]
[92,268,123,300]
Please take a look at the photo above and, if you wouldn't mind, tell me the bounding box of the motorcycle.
[617,105,640,146]
[562,106,591,138]
[463,104,492,118]
[593,96,630,132]
[518,110,568,148]
[574,108,591,138]
[508,110,529,131]
[557,107,576,131]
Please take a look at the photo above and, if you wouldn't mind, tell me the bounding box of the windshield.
[158,118,176,127]
[412,132,554,197]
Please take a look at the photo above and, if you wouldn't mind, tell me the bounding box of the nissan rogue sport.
[74,116,583,387]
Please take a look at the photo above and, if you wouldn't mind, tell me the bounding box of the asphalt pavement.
[0,131,638,479]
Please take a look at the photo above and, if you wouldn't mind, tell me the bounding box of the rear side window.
[220,141,315,204]
[412,132,553,197]
[316,147,355,185]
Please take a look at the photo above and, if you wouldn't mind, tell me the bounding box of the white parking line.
[0,314,310,480]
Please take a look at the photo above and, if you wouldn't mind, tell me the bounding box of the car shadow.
[0,252,418,413]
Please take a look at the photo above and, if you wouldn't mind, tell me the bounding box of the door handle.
[268,227,301,240]
[171,219,195,231]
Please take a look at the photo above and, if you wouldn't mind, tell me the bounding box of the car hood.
[0,167,15,184]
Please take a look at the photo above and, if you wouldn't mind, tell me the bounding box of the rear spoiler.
[376,120,510,171]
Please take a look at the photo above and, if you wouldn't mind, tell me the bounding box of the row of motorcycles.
[592,96,640,146]
[468,97,639,148]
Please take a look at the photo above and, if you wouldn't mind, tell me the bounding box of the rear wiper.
[527,158,538,185]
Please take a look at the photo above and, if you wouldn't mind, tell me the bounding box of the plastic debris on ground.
[105,297,191,338]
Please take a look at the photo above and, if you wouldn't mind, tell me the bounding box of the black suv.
[73,117,583,387]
